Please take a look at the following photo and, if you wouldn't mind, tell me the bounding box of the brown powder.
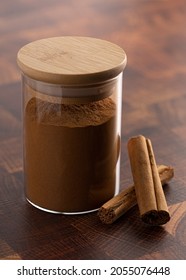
[24,96,119,213]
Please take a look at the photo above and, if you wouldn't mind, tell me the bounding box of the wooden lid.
[17,36,127,85]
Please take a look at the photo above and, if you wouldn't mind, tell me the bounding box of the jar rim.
[23,74,122,104]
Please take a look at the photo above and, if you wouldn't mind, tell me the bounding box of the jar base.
[26,198,99,215]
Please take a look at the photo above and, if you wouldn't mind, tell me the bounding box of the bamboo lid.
[17,36,127,85]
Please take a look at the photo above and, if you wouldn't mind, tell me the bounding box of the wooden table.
[0,0,186,260]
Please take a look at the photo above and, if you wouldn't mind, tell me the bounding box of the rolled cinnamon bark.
[127,135,170,226]
[98,165,173,224]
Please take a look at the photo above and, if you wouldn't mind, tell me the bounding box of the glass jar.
[17,36,127,214]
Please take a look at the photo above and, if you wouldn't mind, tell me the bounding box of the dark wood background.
[0,0,186,260]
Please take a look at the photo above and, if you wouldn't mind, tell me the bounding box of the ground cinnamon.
[24,95,119,213]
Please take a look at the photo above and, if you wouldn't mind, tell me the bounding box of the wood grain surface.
[0,0,186,260]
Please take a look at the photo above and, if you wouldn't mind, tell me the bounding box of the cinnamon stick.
[128,135,170,226]
[98,164,173,224]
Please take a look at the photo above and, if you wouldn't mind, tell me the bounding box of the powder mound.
[26,97,116,127]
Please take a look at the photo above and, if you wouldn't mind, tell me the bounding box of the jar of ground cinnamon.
[17,36,127,214]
